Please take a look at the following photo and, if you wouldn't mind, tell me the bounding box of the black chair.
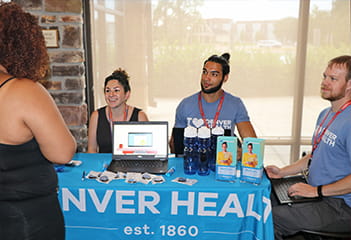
[301,229,351,240]
[172,127,184,157]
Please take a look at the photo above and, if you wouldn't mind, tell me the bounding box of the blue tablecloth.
[58,153,273,240]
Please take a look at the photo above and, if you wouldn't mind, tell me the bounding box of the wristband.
[317,185,324,198]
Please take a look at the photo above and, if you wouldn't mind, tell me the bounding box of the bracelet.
[317,185,324,198]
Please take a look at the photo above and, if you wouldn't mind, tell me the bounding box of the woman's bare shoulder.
[10,79,53,102]
[9,78,45,93]
[138,110,149,121]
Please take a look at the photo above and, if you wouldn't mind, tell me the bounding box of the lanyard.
[312,100,351,156]
[197,91,225,129]
[108,104,128,133]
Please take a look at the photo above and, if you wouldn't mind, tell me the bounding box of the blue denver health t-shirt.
[174,91,250,133]
[308,106,351,207]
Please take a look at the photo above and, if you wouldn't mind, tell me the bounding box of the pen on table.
[165,167,175,177]
[82,171,86,181]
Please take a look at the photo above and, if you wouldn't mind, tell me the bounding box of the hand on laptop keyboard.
[288,182,317,198]
[288,190,304,200]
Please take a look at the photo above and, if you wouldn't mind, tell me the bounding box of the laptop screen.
[112,121,168,159]
[128,132,153,147]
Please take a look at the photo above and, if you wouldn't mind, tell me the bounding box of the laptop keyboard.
[107,159,167,173]
[273,177,304,203]
[119,160,165,169]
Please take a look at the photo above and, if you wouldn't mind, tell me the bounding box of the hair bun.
[221,53,230,62]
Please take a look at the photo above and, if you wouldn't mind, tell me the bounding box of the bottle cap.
[184,126,197,138]
[198,126,211,138]
[212,126,224,135]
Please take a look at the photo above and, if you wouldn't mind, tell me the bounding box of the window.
[89,0,351,166]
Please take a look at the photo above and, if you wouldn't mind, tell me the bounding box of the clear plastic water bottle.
[209,126,225,172]
[183,126,198,175]
[197,126,211,176]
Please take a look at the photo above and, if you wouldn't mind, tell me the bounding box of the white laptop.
[107,121,169,174]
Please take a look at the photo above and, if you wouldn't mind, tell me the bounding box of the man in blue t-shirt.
[169,53,257,152]
[265,55,351,239]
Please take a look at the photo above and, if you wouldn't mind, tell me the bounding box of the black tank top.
[0,138,58,201]
[0,76,15,88]
[0,76,58,200]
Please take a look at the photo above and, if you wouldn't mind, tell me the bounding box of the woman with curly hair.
[0,2,76,239]
[87,68,149,153]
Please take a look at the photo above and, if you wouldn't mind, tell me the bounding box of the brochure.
[216,136,237,182]
[241,137,265,184]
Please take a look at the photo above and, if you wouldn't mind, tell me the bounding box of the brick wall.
[16,0,87,152]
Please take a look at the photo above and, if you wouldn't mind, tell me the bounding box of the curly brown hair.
[0,2,49,81]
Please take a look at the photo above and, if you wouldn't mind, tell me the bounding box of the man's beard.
[201,79,224,94]
[322,95,345,102]
[321,88,346,102]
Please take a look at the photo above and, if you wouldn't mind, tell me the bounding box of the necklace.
[197,91,225,129]
[108,104,128,123]
[108,104,128,135]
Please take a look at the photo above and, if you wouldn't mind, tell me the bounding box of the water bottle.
[183,126,198,175]
[197,126,211,176]
[209,126,225,172]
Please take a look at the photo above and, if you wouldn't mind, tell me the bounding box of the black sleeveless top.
[96,106,141,153]
[0,76,58,200]
[0,138,58,201]
[0,76,15,88]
